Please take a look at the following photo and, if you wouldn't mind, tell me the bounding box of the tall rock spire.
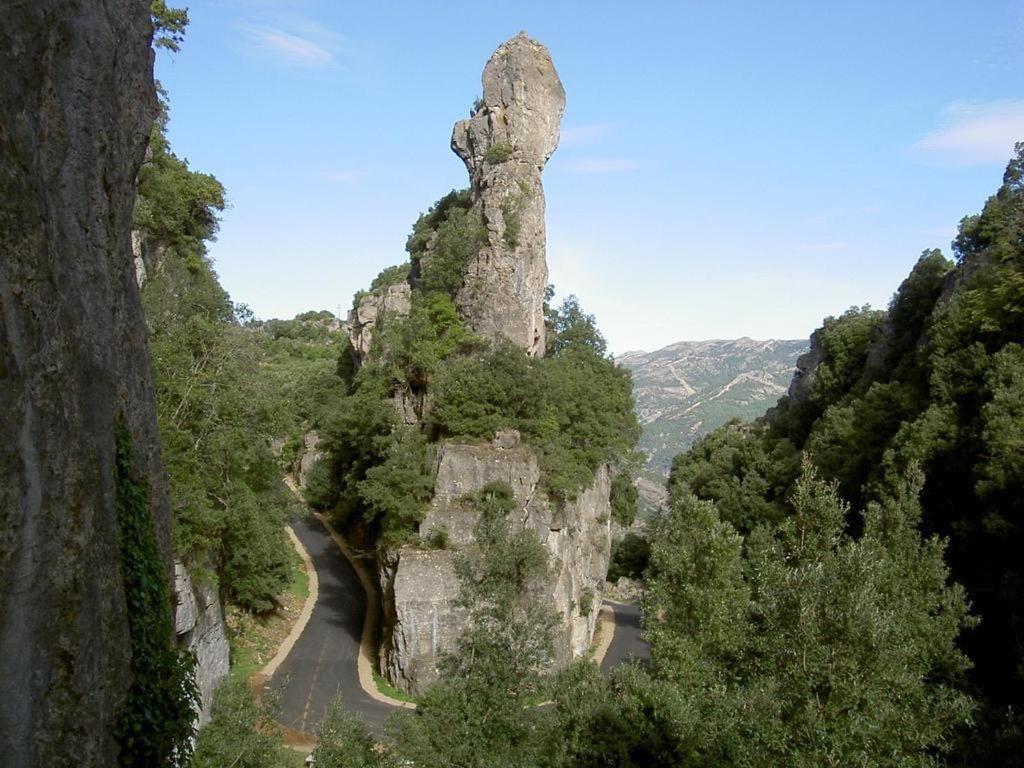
[451,32,565,356]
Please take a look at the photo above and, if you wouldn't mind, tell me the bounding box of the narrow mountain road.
[264,514,396,738]
[267,512,651,737]
[600,601,650,673]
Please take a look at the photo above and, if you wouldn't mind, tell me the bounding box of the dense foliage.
[137,112,299,613]
[390,482,560,767]
[641,466,973,766]
[140,7,343,622]
[190,681,294,768]
[311,190,639,544]
[113,425,198,767]
[668,144,1024,763]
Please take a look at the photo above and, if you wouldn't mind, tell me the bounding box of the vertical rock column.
[0,3,163,765]
[451,32,566,356]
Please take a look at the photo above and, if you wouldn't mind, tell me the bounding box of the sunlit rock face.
[379,432,612,694]
[451,32,565,356]
[346,283,412,366]
[0,2,165,764]
[174,562,229,727]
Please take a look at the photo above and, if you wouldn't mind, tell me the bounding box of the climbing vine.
[113,423,197,767]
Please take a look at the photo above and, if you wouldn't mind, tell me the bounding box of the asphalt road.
[268,512,650,737]
[600,601,650,673]
[265,514,396,738]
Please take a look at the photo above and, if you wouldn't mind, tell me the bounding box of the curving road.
[266,512,650,737]
[264,514,395,738]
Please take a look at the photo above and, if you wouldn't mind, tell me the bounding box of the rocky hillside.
[618,338,806,476]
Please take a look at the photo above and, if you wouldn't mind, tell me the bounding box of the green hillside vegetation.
[618,338,806,478]
[139,11,347,616]
[140,5,1018,765]
[666,145,1024,764]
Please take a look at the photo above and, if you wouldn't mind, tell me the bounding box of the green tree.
[151,1,189,52]
[391,482,558,768]
[312,698,395,768]
[190,681,292,768]
[358,427,436,543]
[642,465,975,767]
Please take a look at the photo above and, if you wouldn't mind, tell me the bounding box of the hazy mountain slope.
[618,338,806,476]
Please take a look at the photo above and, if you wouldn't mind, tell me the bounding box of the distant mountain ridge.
[618,337,807,477]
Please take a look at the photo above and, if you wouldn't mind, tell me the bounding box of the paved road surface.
[600,601,650,673]
[265,514,396,737]
[268,512,651,736]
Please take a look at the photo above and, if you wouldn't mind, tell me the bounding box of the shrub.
[609,472,638,527]
[425,526,450,549]
[484,142,513,164]
[191,680,292,768]
[113,425,197,766]
[358,427,436,543]
[578,588,595,617]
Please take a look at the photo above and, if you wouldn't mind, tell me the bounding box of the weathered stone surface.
[131,228,163,288]
[381,433,612,693]
[294,431,323,489]
[173,562,229,727]
[0,3,163,765]
[420,436,542,547]
[787,330,825,405]
[451,32,565,355]
[346,282,412,365]
[378,549,465,693]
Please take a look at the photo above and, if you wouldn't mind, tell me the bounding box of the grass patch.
[372,667,418,704]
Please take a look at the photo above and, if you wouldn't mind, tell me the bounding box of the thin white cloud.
[240,24,339,69]
[325,169,369,182]
[565,158,639,174]
[560,123,615,147]
[915,100,1024,165]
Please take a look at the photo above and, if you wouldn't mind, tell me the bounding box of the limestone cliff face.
[173,562,229,727]
[0,3,164,765]
[786,330,825,406]
[346,283,412,366]
[379,432,612,693]
[451,32,565,356]
[357,34,609,696]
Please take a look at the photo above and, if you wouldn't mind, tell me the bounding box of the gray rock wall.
[173,562,230,727]
[380,432,611,693]
[0,3,164,765]
[346,283,412,366]
[451,32,565,356]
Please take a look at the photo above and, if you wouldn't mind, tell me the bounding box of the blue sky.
[157,0,1024,354]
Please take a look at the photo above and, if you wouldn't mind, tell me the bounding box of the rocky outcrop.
[346,283,412,365]
[131,228,164,288]
[294,431,323,489]
[451,32,565,356]
[0,3,163,765]
[377,548,465,693]
[174,562,229,727]
[380,431,612,693]
[787,330,825,405]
